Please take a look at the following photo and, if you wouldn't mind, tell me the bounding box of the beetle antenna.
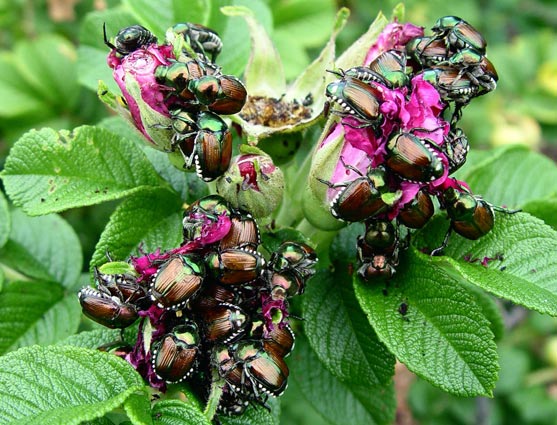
[103,23,116,50]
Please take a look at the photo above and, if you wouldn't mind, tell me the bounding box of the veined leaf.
[2,126,166,215]
[0,345,146,424]
[355,248,499,397]
[0,210,82,289]
[152,400,211,425]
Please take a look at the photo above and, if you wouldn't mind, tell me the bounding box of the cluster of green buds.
[78,195,317,416]
[310,16,514,279]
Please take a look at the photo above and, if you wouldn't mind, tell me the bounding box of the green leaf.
[304,270,395,388]
[523,197,557,229]
[123,0,173,38]
[459,282,505,341]
[461,145,557,208]
[91,189,183,269]
[2,126,166,215]
[495,346,530,396]
[218,402,279,425]
[172,0,211,25]
[13,35,79,110]
[355,248,499,397]
[416,213,557,317]
[0,282,63,355]
[77,9,137,92]
[124,392,153,425]
[290,334,395,425]
[0,210,82,289]
[0,345,146,424]
[0,52,46,118]
[0,191,9,249]
[152,400,211,425]
[222,5,285,98]
[58,328,123,349]
[97,116,209,202]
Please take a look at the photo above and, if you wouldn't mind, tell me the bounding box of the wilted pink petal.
[364,22,424,65]
[110,44,174,142]
[261,293,289,333]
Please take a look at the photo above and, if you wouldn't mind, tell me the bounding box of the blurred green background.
[1,0,556,423]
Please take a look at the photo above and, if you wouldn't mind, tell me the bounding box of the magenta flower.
[364,21,424,65]
[108,44,175,147]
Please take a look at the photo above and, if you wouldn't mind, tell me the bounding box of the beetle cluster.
[106,23,247,181]
[322,16,514,279]
[78,195,317,415]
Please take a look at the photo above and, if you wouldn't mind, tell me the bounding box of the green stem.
[295,219,336,250]
[204,370,224,421]
[526,368,557,387]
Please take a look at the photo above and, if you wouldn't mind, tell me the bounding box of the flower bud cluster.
[316,17,505,279]
[78,195,317,415]
[106,23,247,181]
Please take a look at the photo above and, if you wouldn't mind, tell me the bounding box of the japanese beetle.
[151,322,200,383]
[431,187,519,255]
[318,164,393,222]
[398,190,435,229]
[235,342,289,397]
[406,36,449,68]
[216,388,249,416]
[325,75,383,125]
[269,242,317,280]
[198,302,249,344]
[155,59,217,104]
[345,50,409,88]
[419,66,478,106]
[431,16,487,54]
[447,48,498,93]
[250,322,295,358]
[205,248,265,285]
[357,219,400,281]
[149,254,205,310]
[104,24,157,56]
[385,131,445,182]
[183,194,232,241]
[78,286,139,329]
[170,22,223,61]
[443,127,469,173]
[267,270,305,299]
[170,111,232,181]
[93,267,148,307]
[219,212,260,251]
[357,254,397,281]
[189,74,247,115]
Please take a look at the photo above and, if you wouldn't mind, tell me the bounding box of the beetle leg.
[103,23,117,51]
[316,177,347,189]
[430,226,453,256]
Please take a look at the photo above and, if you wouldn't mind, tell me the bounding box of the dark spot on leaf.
[382,288,388,296]
[40,198,45,202]
[499,266,507,271]
[398,302,408,316]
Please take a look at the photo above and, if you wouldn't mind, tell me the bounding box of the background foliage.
[0,0,556,424]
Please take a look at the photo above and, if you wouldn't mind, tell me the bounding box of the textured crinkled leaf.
[222,5,285,98]
[124,392,153,425]
[2,126,165,215]
[523,197,557,229]
[91,189,183,269]
[304,269,395,387]
[98,116,208,202]
[416,213,557,317]
[58,328,123,349]
[290,334,395,425]
[355,248,499,397]
[218,403,278,425]
[0,280,64,354]
[461,283,505,341]
[461,145,557,209]
[78,9,137,92]
[0,345,146,425]
[152,400,210,425]
[0,191,9,249]
[0,210,82,289]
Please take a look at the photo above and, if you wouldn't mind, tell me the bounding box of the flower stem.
[0,263,33,282]
[204,370,224,421]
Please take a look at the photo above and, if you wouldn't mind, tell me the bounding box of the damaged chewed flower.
[78,194,317,417]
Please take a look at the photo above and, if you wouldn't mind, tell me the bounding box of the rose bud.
[216,147,284,218]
